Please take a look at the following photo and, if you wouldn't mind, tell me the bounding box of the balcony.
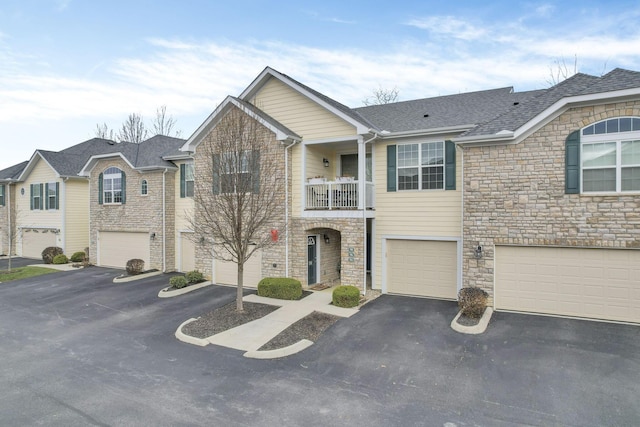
[305,178,374,210]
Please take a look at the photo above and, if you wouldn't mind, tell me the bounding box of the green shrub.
[42,246,63,264]
[70,251,86,262]
[257,277,302,300]
[332,285,360,308]
[185,270,204,284]
[458,287,489,318]
[125,258,145,275]
[52,254,68,264]
[169,275,188,289]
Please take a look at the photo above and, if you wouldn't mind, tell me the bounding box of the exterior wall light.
[474,245,483,259]
[324,234,330,244]
[150,232,156,240]
[323,158,330,168]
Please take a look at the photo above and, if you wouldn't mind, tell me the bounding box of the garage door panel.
[216,250,262,288]
[496,246,640,323]
[99,232,150,269]
[387,240,457,299]
[180,233,196,272]
[22,230,56,259]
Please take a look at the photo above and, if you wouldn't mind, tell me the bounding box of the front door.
[307,235,317,285]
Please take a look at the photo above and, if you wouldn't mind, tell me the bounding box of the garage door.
[21,229,57,259]
[180,233,196,273]
[386,239,458,299]
[98,231,150,269]
[496,246,640,323]
[215,249,262,288]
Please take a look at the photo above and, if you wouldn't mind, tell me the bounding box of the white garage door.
[180,233,196,273]
[99,231,150,269]
[386,239,458,299]
[496,246,640,323]
[216,249,262,288]
[22,229,57,259]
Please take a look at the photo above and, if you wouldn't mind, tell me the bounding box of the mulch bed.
[258,311,340,351]
[182,302,279,338]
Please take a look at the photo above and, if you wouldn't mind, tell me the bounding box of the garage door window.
[99,167,126,205]
[580,117,640,193]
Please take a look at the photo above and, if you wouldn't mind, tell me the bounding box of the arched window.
[580,117,640,193]
[141,179,148,195]
[99,167,126,204]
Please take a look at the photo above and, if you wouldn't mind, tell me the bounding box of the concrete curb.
[451,307,493,335]
[243,339,314,359]
[175,318,209,347]
[158,281,213,298]
[32,263,83,272]
[113,270,163,283]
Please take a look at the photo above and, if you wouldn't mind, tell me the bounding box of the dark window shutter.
[39,184,43,210]
[30,184,34,210]
[44,183,49,210]
[565,130,580,194]
[180,164,186,198]
[387,145,396,192]
[121,171,126,204]
[212,154,220,195]
[445,140,456,190]
[98,173,103,205]
[55,182,60,210]
[252,150,260,194]
[0,184,4,206]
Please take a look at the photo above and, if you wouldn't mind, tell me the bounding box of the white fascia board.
[380,124,475,140]
[17,151,60,181]
[455,87,640,146]
[78,152,136,176]
[162,153,193,161]
[239,67,371,134]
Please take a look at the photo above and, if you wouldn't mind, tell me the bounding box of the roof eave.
[381,124,476,140]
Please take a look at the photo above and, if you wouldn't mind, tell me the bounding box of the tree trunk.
[236,261,244,312]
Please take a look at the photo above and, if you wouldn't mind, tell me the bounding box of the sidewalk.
[176,289,359,358]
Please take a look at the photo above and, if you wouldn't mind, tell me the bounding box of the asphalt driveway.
[0,267,638,426]
[0,256,44,269]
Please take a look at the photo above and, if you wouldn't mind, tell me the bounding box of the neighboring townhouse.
[0,161,28,256]
[183,66,639,324]
[78,135,186,271]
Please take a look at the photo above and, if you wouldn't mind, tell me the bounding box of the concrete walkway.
[177,289,359,358]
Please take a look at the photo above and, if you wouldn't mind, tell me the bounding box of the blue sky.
[1,0,640,169]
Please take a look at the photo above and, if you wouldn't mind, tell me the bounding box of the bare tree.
[187,106,285,311]
[4,189,19,272]
[546,55,579,86]
[363,86,399,106]
[118,113,149,143]
[152,105,181,137]
[95,123,117,141]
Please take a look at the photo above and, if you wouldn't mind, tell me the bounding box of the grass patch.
[0,266,59,283]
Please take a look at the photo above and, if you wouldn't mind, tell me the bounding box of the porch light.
[150,232,156,240]
[474,245,483,259]
[323,158,330,168]
[324,234,330,244]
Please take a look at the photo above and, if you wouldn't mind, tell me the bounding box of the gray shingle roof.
[578,68,640,95]
[354,87,544,133]
[0,161,28,181]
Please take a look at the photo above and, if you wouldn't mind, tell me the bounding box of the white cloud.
[405,16,487,41]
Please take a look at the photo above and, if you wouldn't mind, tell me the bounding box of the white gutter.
[380,124,475,139]
[162,168,168,272]
[283,139,299,277]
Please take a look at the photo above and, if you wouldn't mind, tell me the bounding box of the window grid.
[141,179,148,195]
[104,167,123,204]
[47,182,56,209]
[397,142,444,191]
[33,184,41,210]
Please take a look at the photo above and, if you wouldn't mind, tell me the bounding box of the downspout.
[361,132,379,295]
[283,139,299,277]
[459,145,464,296]
[162,168,168,272]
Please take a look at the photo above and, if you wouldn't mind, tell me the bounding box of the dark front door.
[307,236,317,285]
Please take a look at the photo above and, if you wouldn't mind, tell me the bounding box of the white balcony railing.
[305,180,374,210]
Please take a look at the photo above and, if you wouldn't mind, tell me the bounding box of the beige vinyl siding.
[174,161,194,267]
[63,179,89,254]
[305,146,336,180]
[252,78,356,140]
[373,140,462,289]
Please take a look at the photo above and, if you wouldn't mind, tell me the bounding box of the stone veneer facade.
[89,157,176,271]
[463,101,640,298]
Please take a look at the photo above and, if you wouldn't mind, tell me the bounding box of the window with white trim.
[221,151,251,194]
[141,179,148,195]
[581,117,640,193]
[184,164,194,197]
[0,184,5,206]
[103,167,123,203]
[32,184,42,210]
[397,141,444,190]
[46,182,57,209]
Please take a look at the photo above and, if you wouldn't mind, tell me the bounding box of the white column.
[357,135,365,209]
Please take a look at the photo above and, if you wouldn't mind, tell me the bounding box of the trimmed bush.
[169,275,188,289]
[332,285,360,308]
[458,287,489,318]
[52,254,68,264]
[70,251,86,262]
[42,246,63,264]
[125,258,145,276]
[185,270,204,284]
[257,277,302,300]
